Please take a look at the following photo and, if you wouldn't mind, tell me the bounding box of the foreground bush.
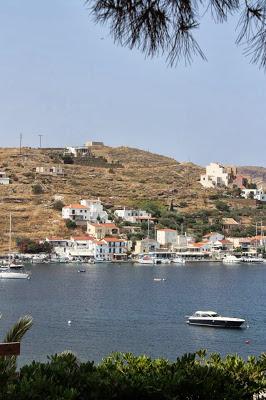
[1,350,266,400]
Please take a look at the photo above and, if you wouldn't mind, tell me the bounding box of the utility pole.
[19,133,22,154]
[38,134,43,148]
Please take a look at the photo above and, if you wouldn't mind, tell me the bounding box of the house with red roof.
[62,198,108,224]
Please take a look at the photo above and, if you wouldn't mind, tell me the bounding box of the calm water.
[0,262,265,366]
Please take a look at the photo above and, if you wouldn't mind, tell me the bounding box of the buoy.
[68,320,72,325]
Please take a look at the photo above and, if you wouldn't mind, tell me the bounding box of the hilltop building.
[85,141,104,147]
[200,163,236,188]
[0,171,10,185]
[65,146,91,158]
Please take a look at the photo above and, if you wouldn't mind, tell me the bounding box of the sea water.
[0,262,265,366]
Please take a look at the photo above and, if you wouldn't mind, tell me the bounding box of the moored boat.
[241,256,264,263]
[0,271,31,279]
[172,256,186,264]
[186,311,245,328]
[222,255,240,264]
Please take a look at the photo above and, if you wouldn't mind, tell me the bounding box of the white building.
[93,237,127,261]
[62,199,108,223]
[200,163,230,188]
[175,234,195,248]
[65,146,90,158]
[114,208,151,223]
[36,166,65,176]
[134,238,160,254]
[85,141,104,147]
[241,188,266,202]
[0,171,10,185]
[80,199,109,222]
[156,229,177,246]
[202,232,224,243]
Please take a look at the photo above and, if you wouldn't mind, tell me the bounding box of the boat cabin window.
[194,312,219,317]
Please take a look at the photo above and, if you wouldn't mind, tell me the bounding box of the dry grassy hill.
[0,146,261,253]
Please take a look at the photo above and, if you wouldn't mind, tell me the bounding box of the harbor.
[0,261,265,367]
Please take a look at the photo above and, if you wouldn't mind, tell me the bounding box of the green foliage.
[133,200,165,218]
[215,201,230,212]
[1,351,266,399]
[62,154,74,164]
[178,201,188,208]
[0,315,33,394]
[246,183,257,189]
[16,238,52,254]
[229,225,256,237]
[32,184,44,195]
[53,200,65,211]
[249,191,255,199]
[65,219,77,229]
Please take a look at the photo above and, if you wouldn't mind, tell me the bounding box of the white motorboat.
[137,255,155,264]
[9,262,24,269]
[241,257,264,263]
[172,256,186,264]
[222,255,240,264]
[186,311,245,328]
[0,271,30,279]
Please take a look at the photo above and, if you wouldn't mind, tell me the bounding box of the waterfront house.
[92,237,127,260]
[87,222,120,239]
[210,239,234,252]
[200,163,236,188]
[45,237,71,255]
[134,238,160,254]
[156,228,177,246]
[0,171,10,185]
[114,208,152,223]
[35,166,65,176]
[226,237,252,251]
[203,232,224,243]
[68,235,95,257]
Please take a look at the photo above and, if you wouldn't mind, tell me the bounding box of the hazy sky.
[0,0,265,166]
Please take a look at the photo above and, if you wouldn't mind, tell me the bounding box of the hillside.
[238,166,266,189]
[0,146,262,253]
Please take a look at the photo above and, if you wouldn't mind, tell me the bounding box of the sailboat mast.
[9,213,12,263]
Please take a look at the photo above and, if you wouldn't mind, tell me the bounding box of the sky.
[0,0,265,166]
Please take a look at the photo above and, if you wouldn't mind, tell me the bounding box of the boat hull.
[0,272,30,279]
[187,318,244,328]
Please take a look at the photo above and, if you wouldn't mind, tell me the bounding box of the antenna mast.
[38,134,43,148]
